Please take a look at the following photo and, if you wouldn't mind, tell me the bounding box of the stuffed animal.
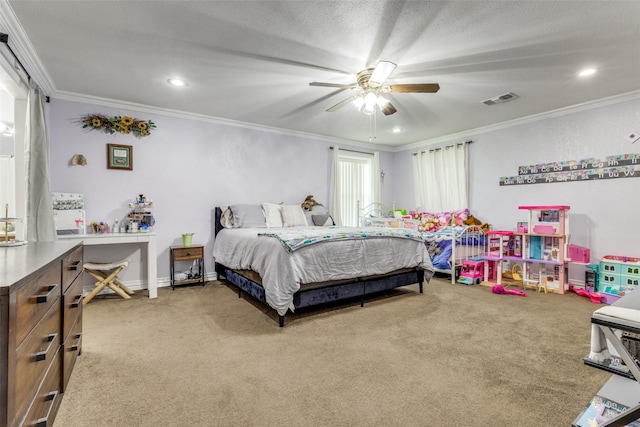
[464,215,482,226]
[301,195,322,211]
[464,214,491,232]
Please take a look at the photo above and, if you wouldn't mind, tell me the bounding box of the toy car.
[457,259,484,285]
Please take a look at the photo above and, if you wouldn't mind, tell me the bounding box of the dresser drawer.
[15,301,61,423]
[62,245,83,293]
[22,347,62,427]
[15,263,61,346]
[62,315,82,392]
[173,246,204,261]
[62,275,83,342]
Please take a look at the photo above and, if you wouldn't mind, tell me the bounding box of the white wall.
[50,95,640,288]
[48,99,395,287]
[392,96,640,261]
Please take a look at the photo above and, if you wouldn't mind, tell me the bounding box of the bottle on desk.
[113,219,119,233]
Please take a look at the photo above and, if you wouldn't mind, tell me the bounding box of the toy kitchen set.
[53,193,155,234]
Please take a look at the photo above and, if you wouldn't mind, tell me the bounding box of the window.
[335,152,376,227]
[0,52,28,240]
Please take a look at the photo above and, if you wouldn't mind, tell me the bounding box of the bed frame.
[213,207,427,327]
[358,202,485,284]
[426,225,485,284]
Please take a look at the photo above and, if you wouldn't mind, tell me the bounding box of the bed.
[213,204,434,326]
[421,225,486,283]
[359,204,486,284]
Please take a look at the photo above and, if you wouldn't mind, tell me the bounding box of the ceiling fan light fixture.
[369,61,396,86]
[352,96,365,110]
[364,92,377,111]
[376,96,390,108]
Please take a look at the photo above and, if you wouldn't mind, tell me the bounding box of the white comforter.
[213,227,434,316]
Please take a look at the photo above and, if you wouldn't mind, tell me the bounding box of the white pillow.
[281,205,308,227]
[262,203,283,228]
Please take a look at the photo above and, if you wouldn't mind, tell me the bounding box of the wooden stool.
[83,259,134,304]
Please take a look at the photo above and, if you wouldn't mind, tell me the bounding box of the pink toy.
[533,224,556,234]
[491,284,527,297]
[458,259,484,285]
[573,287,603,304]
[568,244,590,263]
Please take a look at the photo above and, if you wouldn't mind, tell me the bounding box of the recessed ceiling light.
[578,68,596,77]
[167,78,188,87]
[392,127,403,133]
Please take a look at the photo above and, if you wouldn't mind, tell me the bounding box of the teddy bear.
[300,195,323,211]
[464,214,491,232]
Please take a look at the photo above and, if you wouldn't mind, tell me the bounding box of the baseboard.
[82,271,218,296]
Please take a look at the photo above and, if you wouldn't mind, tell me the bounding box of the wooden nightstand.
[170,245,205,289]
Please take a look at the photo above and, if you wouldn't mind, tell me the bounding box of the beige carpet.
[54,276,608,426]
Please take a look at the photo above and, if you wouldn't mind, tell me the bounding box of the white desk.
[58,232,158,298]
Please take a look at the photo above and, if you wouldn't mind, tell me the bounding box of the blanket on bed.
[258,226,425,253]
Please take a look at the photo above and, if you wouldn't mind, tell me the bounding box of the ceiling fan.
[309,61,440,116]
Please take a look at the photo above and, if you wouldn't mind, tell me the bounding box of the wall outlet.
[625,131,639,143]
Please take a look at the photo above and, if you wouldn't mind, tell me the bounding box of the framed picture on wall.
[107,143,133,170]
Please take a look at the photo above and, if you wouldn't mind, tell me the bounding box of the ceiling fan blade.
[310,82,356,89]
[381,102,397,116]
[326,95,357,112]
[369,61,397,86]
[389,83,440,93]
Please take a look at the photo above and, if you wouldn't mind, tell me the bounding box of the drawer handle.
[70,333,82,351]
[69,260,81,271]
[36,284,59,304]
[71,294,82,308]
[35,333,57,362]
[35,390,59,427]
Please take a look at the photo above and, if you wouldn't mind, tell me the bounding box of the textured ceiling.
[3,0,640,148]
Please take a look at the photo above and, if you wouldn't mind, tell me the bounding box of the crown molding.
[394,89,640,153]
[53,90,396,152]
[0,0,56,95]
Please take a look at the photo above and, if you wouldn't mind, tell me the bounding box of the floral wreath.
[80,114,156,138]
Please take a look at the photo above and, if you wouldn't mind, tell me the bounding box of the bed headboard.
[214,207,223,237]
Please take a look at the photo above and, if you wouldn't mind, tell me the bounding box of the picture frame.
[107,143,133,170]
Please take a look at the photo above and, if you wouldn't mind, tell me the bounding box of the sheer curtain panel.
[412,142,468,212]
[25,82,56,241]
[329,146,343,226]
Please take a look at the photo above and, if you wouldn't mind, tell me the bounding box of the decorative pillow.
[411,208,469,232]
[312,214,334,226]
[230,204,266,228]
[304,204,329,225]
[281,204,308,227]
[262,203,283,228]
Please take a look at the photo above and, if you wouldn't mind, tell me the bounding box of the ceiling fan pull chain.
[369,111,377,141]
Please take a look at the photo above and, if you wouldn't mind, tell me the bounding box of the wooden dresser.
[0,241,83,427]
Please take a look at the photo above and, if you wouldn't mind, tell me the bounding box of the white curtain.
[372,151,381,206]
[329,146,343,226]
[412,142,468,212]
[25,82,56,241]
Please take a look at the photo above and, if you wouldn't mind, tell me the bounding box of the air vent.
[481,92,519,106]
